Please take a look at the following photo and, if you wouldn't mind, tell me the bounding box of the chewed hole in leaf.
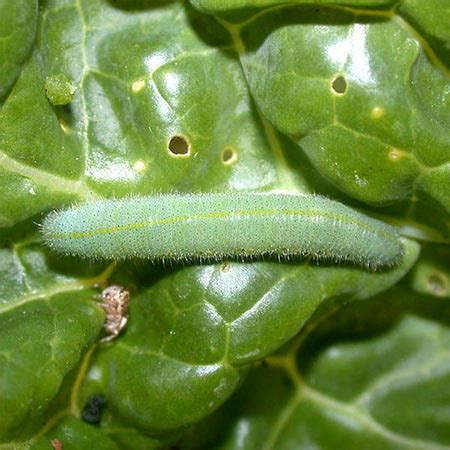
[168,135,190,156]
[331,75,347,95]
[427,273,448,296]
[53,103,75,134]
[221,146,237,165]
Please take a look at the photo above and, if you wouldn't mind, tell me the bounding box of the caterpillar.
[40,192,403,269]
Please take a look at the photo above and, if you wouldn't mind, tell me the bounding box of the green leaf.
[71,238,418,433]
[31,417,120,450]
[1,0,449,447]
[0,54,88,227]
[0,241,110,441]
[0,0,38,101]
[191,0,398,16]
[34,0,294,198]
[399,0,450,66]
[228,5,450,210]
[181,289,450,449]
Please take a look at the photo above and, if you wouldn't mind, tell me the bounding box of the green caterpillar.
[41,192,403,269]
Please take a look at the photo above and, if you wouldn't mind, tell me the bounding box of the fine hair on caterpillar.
[40,192,404,270]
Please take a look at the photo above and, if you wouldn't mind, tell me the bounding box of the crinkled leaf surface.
[0,242,108,442]
[0,0,38,101]
[180,288,450,449]
[191,0,399,15]
[77,240,417,432]
[0,0,449,448]
[223,3,450,213]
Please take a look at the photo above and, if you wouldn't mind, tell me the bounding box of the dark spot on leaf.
[331,75,347,94]
[168,135,190,156]
[81,394,107,425]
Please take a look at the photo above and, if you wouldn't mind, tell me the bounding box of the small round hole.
[168,135,190,156]
[331,75,347,95]
[221,146,237,165]
[427,273,447,296]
